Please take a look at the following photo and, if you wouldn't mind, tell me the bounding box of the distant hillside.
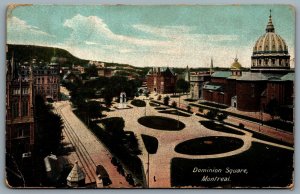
[6,44,228,77]
[7,44,89,66]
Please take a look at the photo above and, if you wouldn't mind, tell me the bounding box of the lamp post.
[147,152,150,188]
[177,95,180,128]
[259,109,263,132]
[144,97,147,116]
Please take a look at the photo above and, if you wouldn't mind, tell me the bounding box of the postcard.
[5,4,295,188]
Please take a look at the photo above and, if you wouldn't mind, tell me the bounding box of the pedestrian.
[154,176,156,182]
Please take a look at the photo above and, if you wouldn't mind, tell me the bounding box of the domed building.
[230,57,243,76]
[234,11,294,119]
[201,11,294,121]
[251,10,290,71]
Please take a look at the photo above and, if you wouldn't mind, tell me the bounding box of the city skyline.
[7,5,295,68]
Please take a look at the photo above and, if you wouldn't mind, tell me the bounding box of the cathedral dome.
[253,33,288,54]
[251,10,290,71]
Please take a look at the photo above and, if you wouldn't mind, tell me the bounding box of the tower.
[210,57,213,75]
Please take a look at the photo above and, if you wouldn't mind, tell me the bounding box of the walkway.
[152,94,294,145]
[105,97,294,188]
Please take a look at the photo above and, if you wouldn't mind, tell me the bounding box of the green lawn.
[141,134,159,154]
[175,136,244,155]
[131,99,146,107]
[138,116,185,131]
[200,121,245,135]
[200,102,229,109]
[171,142,293,188]
[159,110,191,117]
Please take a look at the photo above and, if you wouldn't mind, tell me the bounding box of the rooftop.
[211,71,232,78]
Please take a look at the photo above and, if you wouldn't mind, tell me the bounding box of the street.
[53,101,132,188]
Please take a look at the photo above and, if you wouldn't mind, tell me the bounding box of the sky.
[7,4,295,68]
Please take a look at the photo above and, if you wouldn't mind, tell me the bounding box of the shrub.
[157,95,162,101]
[163,96,170,106]
[198,107,204,113]
[171,101,177,108]
[239,123,245,129]
[187,105,192,112]
[205,109,218,120]
[217,112,228,122]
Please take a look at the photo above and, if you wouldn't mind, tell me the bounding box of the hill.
[7,44,89,66]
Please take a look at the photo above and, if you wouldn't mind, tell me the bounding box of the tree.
[84,64,98,77]
[157,95,162,101]
[101,117,125,138]
[163,96,170,106]
[205,109,218,120]
[103,88,114,107]
[171,101,177,108]
[187,105,192,112]
[34,95,63,156]
[176,79,190,94]
[217,112,228,122]
[198,107,204,113]
[86,101,103,120]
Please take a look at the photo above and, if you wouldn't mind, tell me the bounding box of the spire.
[234,54,238,63]
[266,9,275,33]
[210,57,213,75]
[11,51,19,80]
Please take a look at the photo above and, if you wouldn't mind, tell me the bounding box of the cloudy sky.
[7,5,295,68]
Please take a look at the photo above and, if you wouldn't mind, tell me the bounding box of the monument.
[118,92,128,109]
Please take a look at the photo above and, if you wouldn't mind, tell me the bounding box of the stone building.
[33,64,60,102]
[189,71,211,99]
[146,67,177,94]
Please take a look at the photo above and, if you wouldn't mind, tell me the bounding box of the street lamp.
[259,109,263,132]
[177,95,180,128]
[147,152,150,188]
[144,96,149,116]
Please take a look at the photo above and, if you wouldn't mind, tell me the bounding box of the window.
[21,100,28,116]
[17,128,24,137]
[265,59,268,65]
[12,101,19,118]
[22,88,28,95]
[13,89,20,95]
[251,84,255,98]
[271,83,275,88]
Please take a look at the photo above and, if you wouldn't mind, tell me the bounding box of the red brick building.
[6,58,35,158]
[202,12,294,120]
[236,12,293,115]
[147,67,177,94]
[202,60,242,106]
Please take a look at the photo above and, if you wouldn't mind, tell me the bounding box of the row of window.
[35,77,59,84]
[11,101,29,118]
[253,59,289,67]
[12,88,29,95]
